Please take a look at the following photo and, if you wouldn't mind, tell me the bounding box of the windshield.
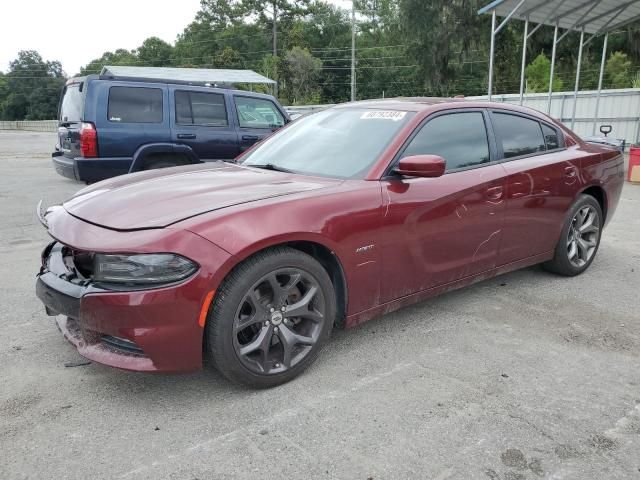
[241,108,414,179]
[59,84,84,122]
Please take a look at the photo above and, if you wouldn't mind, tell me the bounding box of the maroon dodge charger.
[36,98,624,387]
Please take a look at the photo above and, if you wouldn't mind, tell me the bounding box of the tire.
[543,194,603,276]
[206,247,336,387]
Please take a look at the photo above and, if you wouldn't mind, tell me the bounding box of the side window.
[493,113,546,158]
[541,123,560,150]
[402,112,490,170]
[235,96,284,129]
[175,91,228,126]
[108,87,162,123]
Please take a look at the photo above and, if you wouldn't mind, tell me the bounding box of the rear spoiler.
[583,136,626,153]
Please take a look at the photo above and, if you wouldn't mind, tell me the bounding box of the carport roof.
[100,66,276,85]
[478,0,640,35]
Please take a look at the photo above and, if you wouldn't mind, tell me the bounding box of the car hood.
[63,162,337,230]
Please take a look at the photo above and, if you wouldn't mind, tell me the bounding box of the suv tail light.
[80,122,98,158]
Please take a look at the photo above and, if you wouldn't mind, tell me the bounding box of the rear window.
[175,91,228,126]
[59,84,83,122]
[493,113,546,158]
[108,87,163,123]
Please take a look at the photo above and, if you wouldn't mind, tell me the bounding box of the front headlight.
[93,253,198,285]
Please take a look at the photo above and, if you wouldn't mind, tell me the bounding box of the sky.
[0,0,202,76]
[0,0,352,77]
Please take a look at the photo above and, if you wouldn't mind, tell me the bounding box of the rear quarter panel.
[580,145,625,227]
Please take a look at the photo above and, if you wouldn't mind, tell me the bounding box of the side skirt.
[344,250,553,328]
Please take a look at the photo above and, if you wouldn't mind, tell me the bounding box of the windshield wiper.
[248,163,295,174]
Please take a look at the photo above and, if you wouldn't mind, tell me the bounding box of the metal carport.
[479,0,640,133]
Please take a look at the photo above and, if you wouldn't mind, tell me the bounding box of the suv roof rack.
[99,66,276,87]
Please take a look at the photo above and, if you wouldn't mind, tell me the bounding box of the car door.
[489,110,580,265]
[379,109,507,303]
[232,95,286,152]
[169,86,240,160]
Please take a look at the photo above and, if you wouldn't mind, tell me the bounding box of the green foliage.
[0,50,65,120]
[281,47,322,104]
[525,53,563,93]
[137,37,174,67]
[80,49,137,75]
[606,51,632,88]
[1,1,640,119]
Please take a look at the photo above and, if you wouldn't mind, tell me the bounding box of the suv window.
[175,91,228,126]
[541,123,560,150]
[108,87,163,123]
[60,84,83,122]
[235,96,284,129]
[402,112,490,170]
[493,113,546,158]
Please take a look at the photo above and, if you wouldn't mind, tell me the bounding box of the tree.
[281,47,322,104]
[137,37,174,67]
[525,53,563,93]
[398,0,487,95]
[80,49,138,75]
[0,50,65,120]
[240,0,313,56]
[606,51,632,89]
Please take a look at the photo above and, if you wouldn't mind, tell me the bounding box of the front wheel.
[543,194,603,276]
[206,247,336,387]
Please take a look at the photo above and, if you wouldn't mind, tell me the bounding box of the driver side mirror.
[394,155,446,178]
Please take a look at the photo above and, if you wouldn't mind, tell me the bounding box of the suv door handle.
[242,135,260,141]
[177,133,196,139]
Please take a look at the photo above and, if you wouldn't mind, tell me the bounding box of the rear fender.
[129,143,201,173]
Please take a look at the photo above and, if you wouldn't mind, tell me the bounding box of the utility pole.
[272,1,278,57]
[351,1,356,102]
[272,0,278,97]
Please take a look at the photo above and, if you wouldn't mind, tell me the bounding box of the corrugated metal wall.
[468,88,640,144]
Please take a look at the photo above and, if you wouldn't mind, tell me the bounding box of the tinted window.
[493,113,545,158]
[175,91,228,126]
[242,108,413,179]
[108,87,162,123]
[402,112,490,170]
[235,96,284,128]
[59,84,83,122]
[541,123,560,150]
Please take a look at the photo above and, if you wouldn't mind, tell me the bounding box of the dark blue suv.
[53,74,290,183]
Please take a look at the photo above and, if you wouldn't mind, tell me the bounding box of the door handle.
[242,135,260,141]
[177,133,196,139]
[486,186,504,201]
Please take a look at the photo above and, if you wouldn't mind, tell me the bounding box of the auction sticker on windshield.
[360,111,407,121]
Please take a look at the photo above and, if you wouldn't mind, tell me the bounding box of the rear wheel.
[206,247,335,387]
[543,194,602,276]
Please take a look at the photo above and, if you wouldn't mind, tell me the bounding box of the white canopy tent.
[479,0,640,133]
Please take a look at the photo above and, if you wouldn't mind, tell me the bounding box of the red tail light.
[80,122,98,158]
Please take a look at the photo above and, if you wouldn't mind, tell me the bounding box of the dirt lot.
[1,129,639,480]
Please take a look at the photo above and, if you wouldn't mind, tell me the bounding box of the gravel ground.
[1,129,639,480]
